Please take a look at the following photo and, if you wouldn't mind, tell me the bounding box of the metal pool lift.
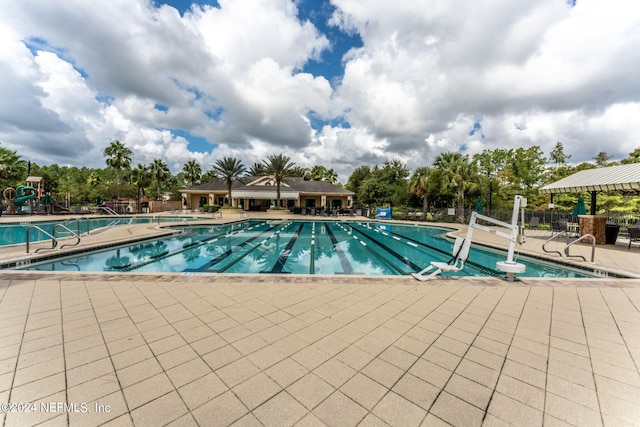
[412,195,527,281]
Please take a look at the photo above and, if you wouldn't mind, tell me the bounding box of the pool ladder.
[96,206,120,215]
[25,218,90,253]
[542,232,596,262]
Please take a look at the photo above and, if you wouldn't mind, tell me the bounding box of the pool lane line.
[120,224,259,272]
[268,223,305,273]
[364,223,503,277]
[219,221,296,273]
[191,222,291,272]
[324,223,355,274]
[342,223,424,272]
[335,223,409,275]
[310,222,315,274]
[122,221,273,272]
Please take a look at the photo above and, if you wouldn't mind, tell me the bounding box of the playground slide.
[42,193,69,212]
[13,193,36,207]
[53,202,69,212]
[3,186,37,208]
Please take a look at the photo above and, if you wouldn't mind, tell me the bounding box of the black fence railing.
[383,207,640,232]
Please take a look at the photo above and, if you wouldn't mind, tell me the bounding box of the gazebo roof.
[539,163,640,195]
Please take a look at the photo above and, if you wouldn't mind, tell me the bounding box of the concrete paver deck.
[1,274,639,426]
[0,212,639,426]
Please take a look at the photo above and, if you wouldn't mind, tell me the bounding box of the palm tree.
[306,165,337,183]
[131,163,151,212]
[308,165,327,181]
[182,160,202,187]
[150,159,170,201]
[263,154,296,208]
[324,168,338,184]
[103,140,133,197]
[290,166,309,178]
[247,162,267,176]
[410,166,433,214]
[211,157,246,206]
[433,152,479,223]
[0,146,27,183]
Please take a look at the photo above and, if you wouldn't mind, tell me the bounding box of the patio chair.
[628,227,640,249]
[529,216,540,229]
[400,212,407,220]
[417,212,426,221]
[552,218,567,233]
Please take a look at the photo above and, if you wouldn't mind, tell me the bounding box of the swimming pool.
[0,215,210,247]
[16,220,596,278]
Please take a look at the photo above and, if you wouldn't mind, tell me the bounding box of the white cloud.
[0,0,639,182]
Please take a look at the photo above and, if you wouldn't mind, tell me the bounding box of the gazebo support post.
[590,191,597,215]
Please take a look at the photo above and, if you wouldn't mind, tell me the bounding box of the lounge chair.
[400,213,407,220]
[417,212,426,221]
[629,227,640,249]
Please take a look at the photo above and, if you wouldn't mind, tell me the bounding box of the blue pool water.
[17,220,596,278]
[0,216,209,247]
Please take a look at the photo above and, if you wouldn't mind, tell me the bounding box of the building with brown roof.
[181,176,354,211]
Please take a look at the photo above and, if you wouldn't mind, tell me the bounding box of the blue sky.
[158,0,362,84]
[1,0,639,181]
[152,0,362,154]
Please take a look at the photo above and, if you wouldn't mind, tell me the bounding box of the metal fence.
[387,207,640,231]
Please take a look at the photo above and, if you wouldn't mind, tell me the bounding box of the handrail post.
[564,234,596,262]
[26,226,57,253]
[542,232,565,257]
[53,223,82,249]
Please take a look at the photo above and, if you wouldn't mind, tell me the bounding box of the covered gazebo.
[540,163,640,243]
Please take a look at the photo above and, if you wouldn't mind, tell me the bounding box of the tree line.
[345,144,640,220]
[1,141,639,215]
[0,141,339,208]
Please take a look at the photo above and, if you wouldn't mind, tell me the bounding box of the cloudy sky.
[1,0,639,181]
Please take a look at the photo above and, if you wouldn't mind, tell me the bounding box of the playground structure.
[2,176,69,214]
[3,185,37,213]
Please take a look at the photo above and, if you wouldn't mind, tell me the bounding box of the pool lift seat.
[413,195,527,282]
[411,236,471,281]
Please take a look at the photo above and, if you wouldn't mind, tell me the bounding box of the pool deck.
[0,212,639,426]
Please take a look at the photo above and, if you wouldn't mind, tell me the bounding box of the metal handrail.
[62,217,91,236]
[53,223,81,249]
[564,234,596,262]
[97,206,120,216]
[26,226,57,253]
[542,232,565,257]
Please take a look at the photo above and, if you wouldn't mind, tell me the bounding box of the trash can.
[605,224,620,244]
